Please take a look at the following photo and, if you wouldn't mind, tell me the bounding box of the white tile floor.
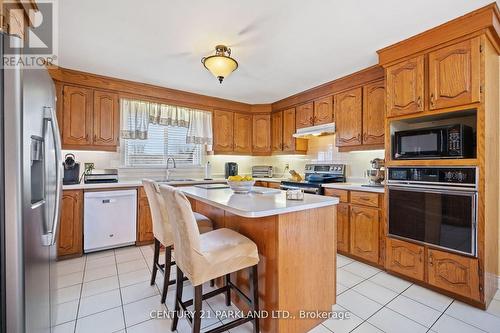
[52,246,500,333]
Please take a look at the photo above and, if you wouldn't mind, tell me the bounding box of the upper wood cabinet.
[234,113,252,153]
[271,111,283,152]
[313,96,333,125]
[93,90,119,148]
[213,110,234,152]
[58,190,83,258]
[335,87,362,147]
[296,102,314,129]
[282,108,297,152]
[61,86,120,151]
[386,55,425,117]
[428,37,481,110]
[62,86,93,146]
[362,80,385,145]
[252,114,271,154]
[350,205,379,264]
[386,238,424,281]
[427,248,480,300]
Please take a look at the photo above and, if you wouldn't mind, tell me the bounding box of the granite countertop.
[321,182,385,193]
[180,186,339,218]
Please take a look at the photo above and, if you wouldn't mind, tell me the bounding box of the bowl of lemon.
[227,175,255,194]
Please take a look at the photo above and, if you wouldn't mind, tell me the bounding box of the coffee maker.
[225,162,238,178]
[63,153,81,185]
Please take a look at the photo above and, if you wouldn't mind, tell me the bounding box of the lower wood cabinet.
[267,182,281,189]
[386,238,424,281]
[336,203,350,253]
[349,205,379,264]
[58,190,83,258]
[427,248,480,300]
[137,187,154,244]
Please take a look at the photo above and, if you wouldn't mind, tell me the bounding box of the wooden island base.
[191,199,336,333]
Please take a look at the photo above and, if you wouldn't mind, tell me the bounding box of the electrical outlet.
[285,163,290,170]
[84,163,95,174]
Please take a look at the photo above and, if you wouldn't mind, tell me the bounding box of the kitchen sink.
[154,178,195,183]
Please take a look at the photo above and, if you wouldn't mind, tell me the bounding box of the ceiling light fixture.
[201,45,238,84]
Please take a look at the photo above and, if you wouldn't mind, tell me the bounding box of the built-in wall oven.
[387,166,477,256]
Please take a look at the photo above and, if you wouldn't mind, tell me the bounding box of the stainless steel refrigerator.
[1,32,63,333]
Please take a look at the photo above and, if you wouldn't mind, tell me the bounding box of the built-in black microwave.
[393,124,474,159]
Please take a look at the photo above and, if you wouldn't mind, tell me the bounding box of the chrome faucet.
[165,157,176,181]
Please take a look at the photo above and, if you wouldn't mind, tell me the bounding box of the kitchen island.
[180,186,339,333]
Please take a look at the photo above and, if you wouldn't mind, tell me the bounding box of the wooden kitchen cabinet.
[337,203,350,253]
[62,85,93,147]
[349,205,379,264]
[137,187,154,245]
[428,37,481,110]
[296,102,314,129]
[362,80,385,145]
[252,114,271,154]
[58,190,83,258]
[386,55,425,117]
[271,111,283,152]
[233,113,252,153]
[93,90,120,148]
[427,248,480,300]
[335,87,362,147]
[313,96,333,125]
[213,110,234,152]
[386,238,424,281]
[267,182,281,189]
[282,108,297,152]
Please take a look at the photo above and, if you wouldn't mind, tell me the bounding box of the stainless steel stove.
[280,164,346,195]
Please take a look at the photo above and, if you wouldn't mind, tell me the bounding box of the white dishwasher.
[84,189,137,252]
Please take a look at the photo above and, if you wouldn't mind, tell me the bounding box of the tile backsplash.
[63,135,384,182]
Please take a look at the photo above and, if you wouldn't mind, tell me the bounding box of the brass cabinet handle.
[419,250,423,262]
[357,133,361,142]
[309,116,314,124]
[430,94,435,106]
[429,253,434,266]
[416,96,422,108]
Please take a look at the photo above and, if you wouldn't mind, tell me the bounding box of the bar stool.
[142,179,213,304]
[158,184,260,333]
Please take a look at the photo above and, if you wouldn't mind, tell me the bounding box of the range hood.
[292,122,335,138]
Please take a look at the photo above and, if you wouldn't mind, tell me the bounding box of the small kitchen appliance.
[364,158,385,187]
[63,153,81,185]
[393,124,474,160]
[84,169,119,184]
[252,165,273,178]
[280,164,346,195]
[225,162,238,179]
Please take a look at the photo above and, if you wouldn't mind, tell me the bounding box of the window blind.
[123,123,203,167]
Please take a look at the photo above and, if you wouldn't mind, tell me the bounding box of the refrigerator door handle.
[43,106,63,246]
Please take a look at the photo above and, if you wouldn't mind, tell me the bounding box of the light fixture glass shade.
[202,45,238,83]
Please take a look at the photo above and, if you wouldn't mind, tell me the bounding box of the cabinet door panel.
[252,114,271,153]
[296,102,314,129]
[386,238,424,281]
[313,96,333,125]
[350,206,379,263]
[335,87,362,147]
[213,110,234,152]
[62,86,93,146]
[386,56,424,117]
[428,38,480,110]
[233,113,252,153]
[282,108,296,152]
[427,248,480,300]
[137,193,154,244]
[363,80,385,145]
[58,190,83,257]
[93,90,119,148]
[271,111,283,152]
[337,203,350,253]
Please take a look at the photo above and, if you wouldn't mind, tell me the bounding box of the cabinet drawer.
[324,188,349,202]
[267,182,281,189]
[350,191,379,207]
[386,238,424,281]
[254,181,268,187]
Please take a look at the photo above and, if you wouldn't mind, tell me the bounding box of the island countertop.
[179,186,339,218]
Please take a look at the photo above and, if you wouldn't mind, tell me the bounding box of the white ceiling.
[58,0,496,104]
